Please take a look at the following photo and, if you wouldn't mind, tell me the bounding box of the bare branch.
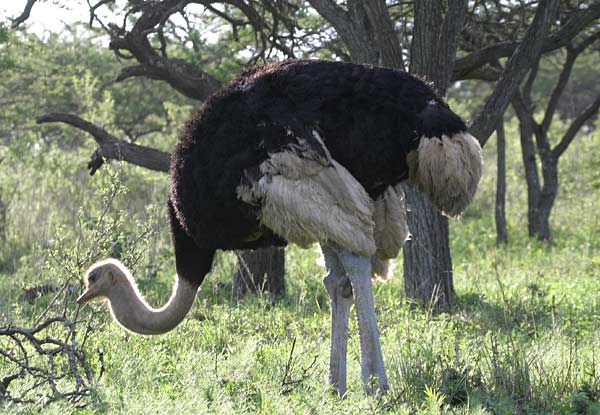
[0,317,93,405]
[456,65,502,81]
[552,94,600,158]
[572,29,600,54]
[539,51,576,133]
[470,0,561,146]
[10,0,38,29]
[87,0,116,26]
[540,31,600,133]
[102,0,222,100]
[36,112,170,175]
[306,0,349,33]
[113,64,162,83]
[454,3,600,80]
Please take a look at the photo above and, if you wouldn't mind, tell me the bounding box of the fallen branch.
[0,317,94,405]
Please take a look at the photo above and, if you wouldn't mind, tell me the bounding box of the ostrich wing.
[237,125,376,257]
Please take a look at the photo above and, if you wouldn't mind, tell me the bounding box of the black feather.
[167,60,469,283]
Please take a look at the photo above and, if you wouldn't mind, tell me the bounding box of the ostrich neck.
[107,276,198,335]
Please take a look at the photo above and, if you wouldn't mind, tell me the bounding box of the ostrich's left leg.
[322,244,353,397]
[333,245,388,395]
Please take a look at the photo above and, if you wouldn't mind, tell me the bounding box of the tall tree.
[512,32,600,240]
[401,0,467,308]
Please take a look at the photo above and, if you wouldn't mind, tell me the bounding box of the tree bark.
[513,93,542,237]
[36,112,171,175]
[402,184,454,309]
[0,197,6,242]
[233,247,285,299]
[536,159,558,241]
[10,0,38,28]
[495,122,508,245]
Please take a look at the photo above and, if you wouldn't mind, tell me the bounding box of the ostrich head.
[77,260,121,304]
[77,258,198,335]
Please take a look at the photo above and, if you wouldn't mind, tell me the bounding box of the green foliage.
[0,29,193,153]
[0,22,8,44]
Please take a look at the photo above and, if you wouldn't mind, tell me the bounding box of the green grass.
[2,127,600,414]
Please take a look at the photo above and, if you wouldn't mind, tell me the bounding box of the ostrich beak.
[77,288,96,305]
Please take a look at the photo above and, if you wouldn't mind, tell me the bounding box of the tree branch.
[470,0,560,146]
[113,63,164,83]
[455,65,503,81]
[36,112,170,175]
[102,0,222,100]
[552,94,600,159]
[10,0,38,29]
[539,50,576,133]
[99,0,308,100]
[308,0,377,63]
[453,3,600,80]
[540,31,600,134]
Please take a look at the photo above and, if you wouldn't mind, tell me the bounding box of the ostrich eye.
[88,274,97,284]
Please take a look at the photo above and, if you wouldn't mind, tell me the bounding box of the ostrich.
[76,60,483,395]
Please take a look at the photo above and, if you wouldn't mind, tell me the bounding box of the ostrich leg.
[328,244,388,395]
[322,245,353,397]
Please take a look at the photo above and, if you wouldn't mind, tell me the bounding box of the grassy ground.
[1,126,600,414]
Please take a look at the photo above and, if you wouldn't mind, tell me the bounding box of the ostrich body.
[78,60,483,395]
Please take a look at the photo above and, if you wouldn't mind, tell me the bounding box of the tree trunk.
[402,0,467,310]
[402,184,454,310]
[535,152,559,241]
[513,95,542,237]
[513,93,562,241]
[308,0,561,310]
[233,247,285,300]
[495,122,508,245]
[519,130,558,241]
